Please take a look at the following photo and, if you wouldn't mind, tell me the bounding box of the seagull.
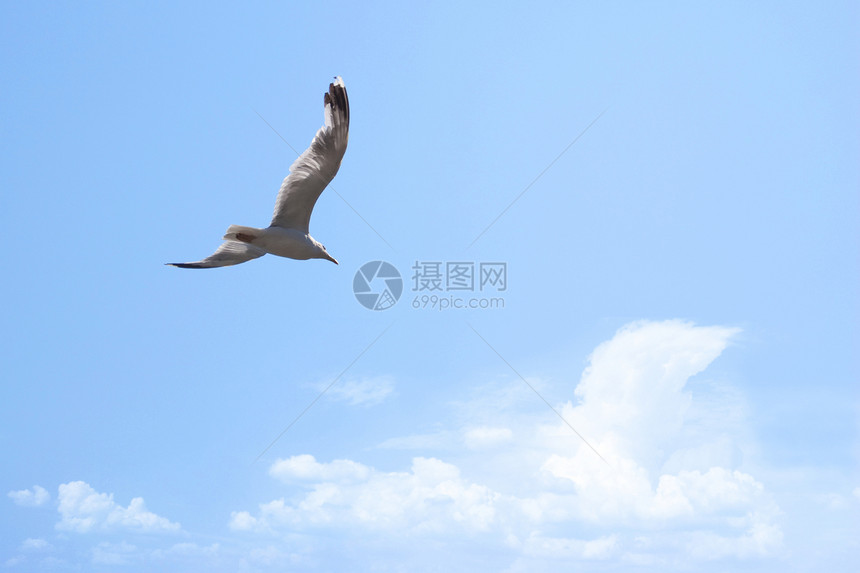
[167,77,349,268]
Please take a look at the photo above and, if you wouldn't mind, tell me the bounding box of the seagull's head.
[321,246,338,265]
[312,240,338,265]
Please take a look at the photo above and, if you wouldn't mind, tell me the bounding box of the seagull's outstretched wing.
[166,240,265,269]
[270,77,349,233]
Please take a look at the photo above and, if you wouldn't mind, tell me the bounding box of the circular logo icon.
[353,261,403,311]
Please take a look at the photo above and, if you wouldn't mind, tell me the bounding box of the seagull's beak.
[325,253,339,265]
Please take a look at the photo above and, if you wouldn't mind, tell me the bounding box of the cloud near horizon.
[231,320,782,566]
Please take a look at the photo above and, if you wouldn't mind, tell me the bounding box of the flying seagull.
[167,77,349,268]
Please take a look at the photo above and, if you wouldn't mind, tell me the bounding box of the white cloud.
[152,542,220,561]
[686,517,784,559]
[168,542,218,556]
[464,426,513,449]
[526,321,780,556]
[229,510,259,531]
[323,376,394,406]
[4,556,25,567]
[537,459,774,524]
[20,538,51,552]
[232,320,782,567]
[7,485,50,507]
[56,481,180,534]
[562,320,741,467]
[91,541,137,566]
[269,454,371,483]
[376,430,456,450]
[239,455,501,534]
[814,492,849,510]
[520,533,619,559]
[241,545,304,569]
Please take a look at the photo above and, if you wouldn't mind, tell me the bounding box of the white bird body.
[222,225,334,262]
[168,77,349,269]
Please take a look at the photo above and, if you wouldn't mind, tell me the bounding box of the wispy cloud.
[322,376,395,406]
[20,538,52,552]
[376,431,456,451]
[464,426,513,449]
[91,541,138,566]
[151,542,220,561]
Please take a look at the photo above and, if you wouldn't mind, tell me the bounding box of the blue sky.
[1,1,857,571]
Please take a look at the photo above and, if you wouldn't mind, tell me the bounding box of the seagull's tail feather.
[166,237,266,269]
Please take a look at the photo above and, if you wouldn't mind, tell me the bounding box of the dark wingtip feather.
[327,77,349,129]
[166,262,208,269]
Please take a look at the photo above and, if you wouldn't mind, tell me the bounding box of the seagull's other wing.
[270,77,349,233]
[166,240,266,269]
